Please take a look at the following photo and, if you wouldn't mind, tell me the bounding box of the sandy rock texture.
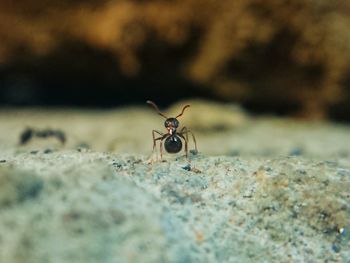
[0,100,350,262]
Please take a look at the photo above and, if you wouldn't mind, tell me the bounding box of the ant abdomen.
[165,135,182,153]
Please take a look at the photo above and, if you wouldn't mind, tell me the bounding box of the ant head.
[164,118,179,129]
[147,100,190,134]
[164,117,179,135]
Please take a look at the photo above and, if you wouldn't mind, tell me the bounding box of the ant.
[20,127,66,145]
[147,100,197,161]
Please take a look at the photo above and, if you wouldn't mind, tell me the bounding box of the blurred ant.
[20,127,66,145]
[147,100,197,161]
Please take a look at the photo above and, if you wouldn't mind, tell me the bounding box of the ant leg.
[159,135,169,160]
[149,136,164,164]
[160,138,164,160]
[159,135,169,161]
[152,130,164,160]
[179,127,198,153]
[178,134,188,160]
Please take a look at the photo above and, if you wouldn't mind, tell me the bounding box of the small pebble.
[182,164,191,171]
[190,149,198,155]
[337,168,350,177]
[332,242,341,253]
[77,143,90,149]
[44,149,53,154]
[190,167,202,174]
[290,148,303,156]
[228,150,240,156]
[113,162,122,168]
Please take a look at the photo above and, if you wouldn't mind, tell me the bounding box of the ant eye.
[164,120,169,127]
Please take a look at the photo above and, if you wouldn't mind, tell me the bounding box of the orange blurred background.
[1,0,350,121]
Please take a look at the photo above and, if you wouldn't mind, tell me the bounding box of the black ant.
[147,100,197,161]
[20,127,66,145]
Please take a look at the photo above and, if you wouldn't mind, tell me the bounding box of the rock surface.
[0,101,350,262]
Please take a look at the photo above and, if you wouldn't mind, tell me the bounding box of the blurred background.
[1,0,350,121]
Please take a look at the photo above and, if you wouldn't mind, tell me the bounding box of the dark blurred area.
[1,0,350,120]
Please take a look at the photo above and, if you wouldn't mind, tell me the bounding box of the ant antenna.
[176,105,190,118]
[147,100,168,119]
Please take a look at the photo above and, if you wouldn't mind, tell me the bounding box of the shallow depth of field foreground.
[0,101,350,262]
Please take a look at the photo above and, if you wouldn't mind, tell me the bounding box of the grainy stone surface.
[0,101,350,262]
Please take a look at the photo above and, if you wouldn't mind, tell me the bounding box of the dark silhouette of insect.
[20,127,66,145]
[147,100,197,160]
